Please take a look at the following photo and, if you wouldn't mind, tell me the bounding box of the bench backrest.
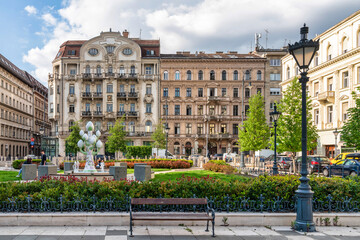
[131,198,207,205]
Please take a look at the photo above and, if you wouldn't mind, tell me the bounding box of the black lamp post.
[165,127,170,158]
[288,24,319,232]
[333,128,339,158]
[39,127,44,156]
[270,104,281,175]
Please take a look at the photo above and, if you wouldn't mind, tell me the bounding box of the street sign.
[31,138,34,142]
[30,141,34,145]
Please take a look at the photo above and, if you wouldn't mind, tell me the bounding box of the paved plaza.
[1,226,360,240]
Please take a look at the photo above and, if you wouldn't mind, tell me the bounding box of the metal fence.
[1,194,358,213]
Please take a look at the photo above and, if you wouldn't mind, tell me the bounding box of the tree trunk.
[291,152,297,174]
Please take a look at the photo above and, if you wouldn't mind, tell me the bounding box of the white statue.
[77,121,103,173]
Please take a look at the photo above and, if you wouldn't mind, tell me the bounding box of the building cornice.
[308,47,360,74]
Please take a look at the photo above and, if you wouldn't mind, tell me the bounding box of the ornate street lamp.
[165,126,170,158]
[333,128,339,158]
[288,24,319,232]
[270,104,281,175]
[39,127,44,156]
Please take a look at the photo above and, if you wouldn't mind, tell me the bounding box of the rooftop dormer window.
[67,50,76,55]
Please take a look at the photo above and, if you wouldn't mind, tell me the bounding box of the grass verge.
[152,170,250,182]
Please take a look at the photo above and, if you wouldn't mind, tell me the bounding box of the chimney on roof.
[176,51,182,55]
[183,51,190,55]
[216,51,223,54]
[123,30,129,38]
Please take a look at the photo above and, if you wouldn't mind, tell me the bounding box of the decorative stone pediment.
[339,95,349,101]
[313,102,320,107]
[67,94,77,103]
[144,94,154,103]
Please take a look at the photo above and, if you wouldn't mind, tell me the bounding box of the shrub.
[208,160,227,165]
[203,162,236,174]
[12,159,49,169]
[125,146,152,158]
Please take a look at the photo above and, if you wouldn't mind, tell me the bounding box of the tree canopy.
[151,121,166,149]
[341,88,360,150]
[238,92,270,152]
[65,121,81,155]
[106,117,127,153]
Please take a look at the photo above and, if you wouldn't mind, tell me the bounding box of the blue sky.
[0,0,359,85]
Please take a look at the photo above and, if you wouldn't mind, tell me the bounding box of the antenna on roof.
[265,29,269,49]
[139,29,142,39]
[110,28,112,32]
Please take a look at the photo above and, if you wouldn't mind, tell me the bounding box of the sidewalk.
[1,226,360,239]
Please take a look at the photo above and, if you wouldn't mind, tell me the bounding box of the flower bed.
[58,159,192,170]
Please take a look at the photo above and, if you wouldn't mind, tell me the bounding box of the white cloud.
[42,13,57,26]
[22,0,360,84]
[24,5,37,15]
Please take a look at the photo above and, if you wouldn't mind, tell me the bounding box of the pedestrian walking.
[40,150,46,165]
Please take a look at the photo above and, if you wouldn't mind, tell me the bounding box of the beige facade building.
[0,54,34,159]
[160,51,267,156]
[281,10,360,157]
[48,30,160,156]
[253,48,287,121]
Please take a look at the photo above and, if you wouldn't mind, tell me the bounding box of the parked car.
[323,159,360,177]
[277,156,292,170]
[25,154,37,159]
[211,153,223,160]
[293,155,331,174]
[331,153,360,165]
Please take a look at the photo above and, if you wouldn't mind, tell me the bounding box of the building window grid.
[186,88,192,97]
[221,88,226,97]
[186,123,192,134]
[198,88,203,97]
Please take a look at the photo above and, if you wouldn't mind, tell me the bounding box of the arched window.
[174,142,180,155]
[175,70,180,80]
[108,65,113,73]
[222,70,226,80]
[129,121,135,133]
[198,70,203,80]
[342,37,348,54]
[107,122,113,130]
[187,70,192,80]
[210,70,215,80]
[85,65,90,74]
[327,44,332,60]
[145,120,152,132]
[163,70,169,80]
[130,65,136,75]
[233,70,238,80]
[257,70,262,80]
[68,120,74,132]
[245,70,250,80]
[96,65,101,74]
[287,67,290,79]
[119,65,125,75]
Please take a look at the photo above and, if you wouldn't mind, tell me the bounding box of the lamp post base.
[239,152,245,168]
[294,189,316,232]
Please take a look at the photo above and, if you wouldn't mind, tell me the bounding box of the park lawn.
[127,168,171,174]
[0,171,20,182]
[152,170,250,182]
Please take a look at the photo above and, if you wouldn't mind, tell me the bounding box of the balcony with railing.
[82,111,92,117]
[127,111,139,118]
[117,111,126,117]
[317,91,335,103]
[117,92,127,99]
[93,111,103,117]
[128,92,138,99]
[93,92,103,98]
[105,72,115,77]
[82,92,92,98]
[93,73,103,79]
[82,73,92,80]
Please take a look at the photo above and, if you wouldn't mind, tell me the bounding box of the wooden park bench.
[129,198,215,237]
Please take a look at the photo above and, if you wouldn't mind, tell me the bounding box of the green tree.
[341,88,360,150]
[106,117,127,156]
[271,77,318,172]
[238,92,270,159]
[65,121,81,156]
[151,121,166,149]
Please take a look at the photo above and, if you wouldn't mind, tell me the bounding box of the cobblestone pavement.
[1,226,360,240]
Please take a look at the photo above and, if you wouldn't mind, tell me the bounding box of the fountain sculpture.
[77,121,103,173]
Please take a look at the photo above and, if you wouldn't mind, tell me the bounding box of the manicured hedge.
[125,146,152,158]
[12,159,50,169]
[1,175,360,203]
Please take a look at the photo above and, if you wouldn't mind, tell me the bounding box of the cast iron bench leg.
[212,219,215,237]
[205,220,209,232]
[129,218,133,237]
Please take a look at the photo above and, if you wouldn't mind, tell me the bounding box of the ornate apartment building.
[252,48,287,120]
[48,30,160,156]
[25,72,50,156]
[160,51,267,156]
[281,10,360,157]
[0,54,35,159]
